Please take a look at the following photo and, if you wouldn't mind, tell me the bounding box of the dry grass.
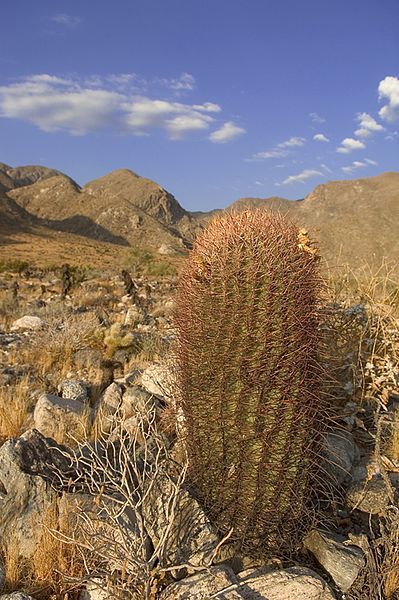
[0,376,32,444]
[1,499,85,599]
[13,312,104,384]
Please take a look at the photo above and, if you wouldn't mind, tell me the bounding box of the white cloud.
[336,137,366,154]
[281,169,322,185]
[278,136,306,148]
[0,74,223,139]
[378,76,399,122]
[192,102,221,112]
[313,133,330,142]
[247,136,305,161]
[309,112,326,124]
[320,163,333,174]
[341,158,378,174]
[248,149,289,161]
[354,112,384,137]
[159,72,196,93]
[51,14,81,27]
[209,121,246,143]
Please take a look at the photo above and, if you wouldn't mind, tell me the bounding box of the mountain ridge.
[1,162,398,273]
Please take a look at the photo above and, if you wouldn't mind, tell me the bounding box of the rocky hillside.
[229,172,399,271]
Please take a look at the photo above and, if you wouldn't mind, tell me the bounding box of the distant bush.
[125,247,176,277]
[0,259,30,273]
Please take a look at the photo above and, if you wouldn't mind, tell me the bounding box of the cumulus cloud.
[313,133,329,142]
[341,158,378,174]
[247,136,305,161]
[378,76,399,122]
[309,112,326,124]
[209,121,246,143]
[336,137,366,154]
[281,169,322,185]
[51,14,81,27]
[278,136,306,148]
[0,74,226,139]
[248,149,289,161]
[355,112,384,137]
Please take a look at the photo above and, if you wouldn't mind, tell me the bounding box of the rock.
[0,594,35,600]
[142,472,220,569]
[161,565,336,599]
[321,429,358,486]
[33,392,91,440]
[58,380,89,403]
[10,315,44,331]
[96,382,123,415]
[124,306,145,327]
[346,474,393,514]
[0,558,5,589]
[79,578,110,599]
[159,565,239,599]
[304,529,365,592]
[0,437,55,558]
[139,363,174,400]
[60,492,151,575]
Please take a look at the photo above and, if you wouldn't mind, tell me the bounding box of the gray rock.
[58,380,88,403]
[33,392,91,440]
[234,566,336,599]
[10,316,44,331]
[139,363,174,400]
[60,492,151,575]
[95,382,123,415]
[0,594,35,600]
[346,474,393,514]
[321,429,358,486]
[0,558,5,590]
[79,579,110,599]
[304,529,365,592]
[142,473,220,569]
[0,437,55,558]
[161,565,336,599]
[159,565,239,599]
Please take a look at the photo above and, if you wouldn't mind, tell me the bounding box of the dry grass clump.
[13,312,104,383]
[1,499,85,599]
[324,263,399,407]
[0,376,32,444]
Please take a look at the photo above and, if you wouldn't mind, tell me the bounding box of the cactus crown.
[175,209,327,555]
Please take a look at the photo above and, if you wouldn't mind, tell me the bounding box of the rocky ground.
[0,266,398,599]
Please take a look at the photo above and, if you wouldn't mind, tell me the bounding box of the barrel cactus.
[175,209,327,555]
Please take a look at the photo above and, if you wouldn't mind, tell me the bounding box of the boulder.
[321,429,358,486]
[0,437,55,558]
[139,363,174,400]
[160,565,336,599]
[142,472,220,569]
[0,594,35,600]
[58,380,89,403]
[346,474,393,514]
[33,392,91,440]
[10,316,44,331]
[160,565,239,599]
[304,529,365,592]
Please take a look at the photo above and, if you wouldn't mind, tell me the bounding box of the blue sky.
[0,0,398,211]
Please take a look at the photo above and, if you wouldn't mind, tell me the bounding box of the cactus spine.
[175,209,326,555]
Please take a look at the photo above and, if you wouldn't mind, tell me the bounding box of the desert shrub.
[14,312,104,384]
[0,259,30,274]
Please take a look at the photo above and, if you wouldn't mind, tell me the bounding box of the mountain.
[229,172,399,270]
[1,162,398,274]
[8,168,201,253]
